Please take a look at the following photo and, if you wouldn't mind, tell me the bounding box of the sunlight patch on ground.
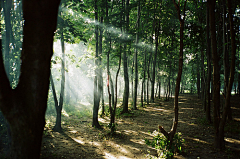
[62,109,69,117]
[187,137,210,145]
[123,130,138,135]
[231,107,240,110]
[181,107,194,110]
[72,137,85,144]
[99,117,109,123]
[104,152,131,159]
[69,130,78,133]
[91,141,101,147]
[233,118,240,121]
[152,108,170,112]
[225,137,240,144]
[139,131,152,136]
[130,138,145,145]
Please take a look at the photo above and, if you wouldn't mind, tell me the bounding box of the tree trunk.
[92,0,101,129]
[111,49,121,134]
[122,0,129,114]
[99,16,104,115]
[158,80,161,99]
[150,24,159,103]
[133,0,140,110]
[160,1,186,156]
[197,53,201,98]
[53,34,65,132]
[206,3,211,123]
[0,1,60,158]
[208,0,223,149]
[217,0,236,150]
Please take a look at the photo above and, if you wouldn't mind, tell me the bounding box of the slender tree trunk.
[217,0,236,150]
[160,1,186,156]
[197,53,201,98]
[99,16,104,115]
[53,35,65,132]
[206,3,211,123]
[150,24,159,103]
[158,80,161,99]
[141,79,144,107]
[111,49,121,134]
[92,0,101,129]
[122,0,130,114]
[133,0,140,110]
[201,46,206,110]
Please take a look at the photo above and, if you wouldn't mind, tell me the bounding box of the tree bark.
[217,0,236,150]
[92,0,101,129]
[208,0,223,149]
[150,20,159,103]
[206,3,211,123]
[133,0,140,110]
[0,0,60,158]
[122,0,130,114]
[160,1,186,155]
[53,33,65,132]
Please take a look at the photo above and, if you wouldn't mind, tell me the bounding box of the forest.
[0,0,240,158]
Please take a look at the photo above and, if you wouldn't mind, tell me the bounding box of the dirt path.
[41,94,240,159]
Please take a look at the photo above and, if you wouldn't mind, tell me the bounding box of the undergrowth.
[145,131,185,159]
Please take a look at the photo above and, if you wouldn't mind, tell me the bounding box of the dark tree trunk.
[110,49,121,134]
[92,0,101,129]
[150,23,159,103]
[53,34,65,132]
[201,47,206,110]
[131,60,134,99]
[197,53,201,98]
[0,0,60,158]
[217,0,236,150]
[122,0,129,114]
[99,16,104,115]
[158,80,161,99]
[141,79,144,107]
[133,0,140,110]
[223,0,229,97]
[147,78,149,105]
[208,0,224,149]
[206,3,211,123]
[160,1,186,155]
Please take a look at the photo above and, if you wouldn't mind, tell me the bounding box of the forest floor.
[40,94,240,159]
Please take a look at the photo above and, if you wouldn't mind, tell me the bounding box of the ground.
[40,94,240,159]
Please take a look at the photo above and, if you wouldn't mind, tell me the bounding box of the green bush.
[145,131,185,159]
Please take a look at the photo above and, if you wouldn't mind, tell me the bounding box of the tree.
[50,29,65,132]
[0,0,60,158]
[133,0,140,110]
[159,0,187,157]
[92,0,102,129]
[122,0,130,114]
[208,0,222,149]
[208,0,237,150]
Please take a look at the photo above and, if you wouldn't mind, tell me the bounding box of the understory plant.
[145,130,185,158]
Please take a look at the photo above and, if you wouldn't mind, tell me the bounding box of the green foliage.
[145,131,185,159]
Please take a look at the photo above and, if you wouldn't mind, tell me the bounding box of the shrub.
[145,130,185,159]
